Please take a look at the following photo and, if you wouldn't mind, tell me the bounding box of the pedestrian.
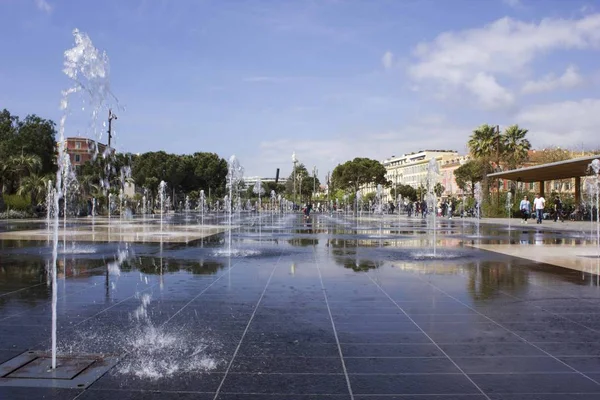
[553,195,563,222]
[519,195,531,224]
[533,193,545,224]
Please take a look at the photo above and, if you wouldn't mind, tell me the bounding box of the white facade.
[381,150,460,200]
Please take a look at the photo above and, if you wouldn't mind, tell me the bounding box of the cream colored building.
[379,150,460,201]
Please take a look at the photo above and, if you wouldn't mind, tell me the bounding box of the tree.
[331,158,388,194]
[285,163,310,199]
[18,173,50,206]
[529,147,573,164]
[502,124,531,170]
[468,124,498,162]
[454,160,485,196]
[434,182,445,198]
[393,184,417,202]
[1,110,57,195]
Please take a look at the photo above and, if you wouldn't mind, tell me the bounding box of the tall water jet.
[51,28,112,370]
[356,191,362,227]
[46,180,54,231]
[426,158,440,256]
[199,190,206,225]
[226,156,244,255]
[159,181,167,235]
[474,182,482,237]
[376,184,384,238]
[184,195,191,216]
[588,159,600,260]
[506,191,513,232]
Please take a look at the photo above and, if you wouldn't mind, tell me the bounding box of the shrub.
[2,194,31,211]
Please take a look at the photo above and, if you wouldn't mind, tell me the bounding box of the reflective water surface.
[1,213,600,399]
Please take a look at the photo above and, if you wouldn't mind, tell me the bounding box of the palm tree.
[468,124,498,161]
[468,124,500,205]
[8,154,42,191]
[17,173,50,206]
[501,124,531,170]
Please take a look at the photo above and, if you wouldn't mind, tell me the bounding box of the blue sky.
[1,0,600,179]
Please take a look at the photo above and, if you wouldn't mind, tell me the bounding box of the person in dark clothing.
[304,203,313,219]
[553,196,563,222]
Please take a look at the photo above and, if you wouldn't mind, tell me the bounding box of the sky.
[1,0,600,180]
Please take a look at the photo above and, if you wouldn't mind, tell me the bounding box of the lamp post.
[108,109,117,149]
[313,166,318,203]
[292,152,297,205]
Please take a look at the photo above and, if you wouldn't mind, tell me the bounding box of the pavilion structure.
[488,155,599,203]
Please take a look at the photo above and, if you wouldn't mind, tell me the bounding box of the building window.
[75,141,81,149]
[75,154,80,163]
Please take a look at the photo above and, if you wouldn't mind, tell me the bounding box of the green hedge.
[2,194,31,211]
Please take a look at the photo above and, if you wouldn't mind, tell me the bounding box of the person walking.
[519,195,531,224]
[553,195,563,222]
[533,193,545,224]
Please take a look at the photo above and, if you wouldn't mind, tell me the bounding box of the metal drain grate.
[0,351,118,388]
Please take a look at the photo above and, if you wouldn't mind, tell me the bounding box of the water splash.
[51,28,112,369]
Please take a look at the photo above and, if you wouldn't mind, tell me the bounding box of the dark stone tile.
[335,321,421,332]
[90,371,224,392]
[439,342,546,357]
[350,373,480,395]
[230,356,342,373]
[470,373,600,394]
[337,331,431,344]
[454,356,572,373]
[0,349,22,363]
[520,329,600,343]
[0,387,80,400]
[345,357,459,373]
[355,396,487,400]
[219,373,348,395]
[218,395,351,400]
[244,330,335,343]
[536,342,600,356]
[488,395,600,400]
[342,343,443,357]
[425,325,520,344]
[78,390,214,399]
[237,342,339,358]
[560,357,600,372]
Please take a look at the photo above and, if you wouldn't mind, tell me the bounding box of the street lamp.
[108,109,117,149]
[292,152,298,205]
[313,166,318,203]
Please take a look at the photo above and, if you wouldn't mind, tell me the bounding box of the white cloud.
[516,99,600,147]
[35,0,52,13]
[408,13,600,109]
[382,51,394,70]
[522,65,583,94]
[466,72,515,109]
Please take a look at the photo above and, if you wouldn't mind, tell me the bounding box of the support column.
[539,181,545,197]
[575,176,581,206]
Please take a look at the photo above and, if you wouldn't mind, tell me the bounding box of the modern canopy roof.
[488,155,600,182]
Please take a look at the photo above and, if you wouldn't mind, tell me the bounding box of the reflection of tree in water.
[288,238,318,247]
[129,256,224,275]
[467,261,528,301]
[327,239,382,272]
[0,257,108,310]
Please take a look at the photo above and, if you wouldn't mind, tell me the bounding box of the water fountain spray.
[588,159,600,260]
[226,156,244,255]
[159,181,167,235]
[426,158,440,257]
[506,191,513,232]
[51,28,112,370]
[474,182,482,238]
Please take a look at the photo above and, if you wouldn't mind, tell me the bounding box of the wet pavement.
[0,212,600,399]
